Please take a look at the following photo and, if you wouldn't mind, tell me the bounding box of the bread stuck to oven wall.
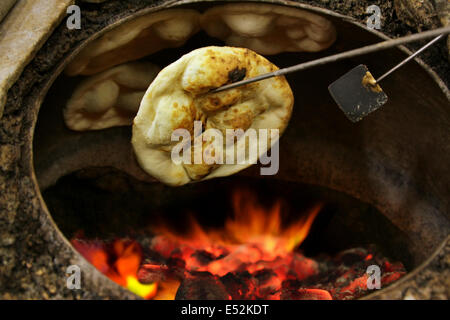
[65,9,200,76]
[201,3,336,55]
[64,61,160,131]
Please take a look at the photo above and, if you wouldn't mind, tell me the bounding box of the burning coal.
[71,189,405,300]
[72,238,157,299]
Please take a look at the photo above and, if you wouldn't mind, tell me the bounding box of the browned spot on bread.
[197,90,241,112]
[224,108,253,130]
[228,67,247,83]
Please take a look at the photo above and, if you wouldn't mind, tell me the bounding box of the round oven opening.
[31,1,450,300]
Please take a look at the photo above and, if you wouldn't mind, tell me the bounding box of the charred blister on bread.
[228,68,247,83]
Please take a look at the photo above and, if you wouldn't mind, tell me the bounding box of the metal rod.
[376,34,444,83]
[210,26,450,93]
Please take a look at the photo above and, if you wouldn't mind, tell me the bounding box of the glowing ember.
[150,190,322,279]
[71,238,157,299]
[71,189,406,300]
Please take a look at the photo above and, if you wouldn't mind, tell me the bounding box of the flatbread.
[65,9,200,76]
[201,3,336,55]
[132,46,294,186]
[64,61,160,131]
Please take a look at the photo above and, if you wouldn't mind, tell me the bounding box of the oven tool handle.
[210,26,450,93]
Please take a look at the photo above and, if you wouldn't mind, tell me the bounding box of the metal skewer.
[375,34,444,83]
[210,26,450,93]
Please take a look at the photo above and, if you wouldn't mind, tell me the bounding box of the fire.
[150,190,322,277]
[147,189,323,295]
[71,238,157,299]
[71,189,406,300]
[155,190,321,249]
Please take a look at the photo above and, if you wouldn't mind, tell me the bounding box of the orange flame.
[73,189,323,300]
[72,239,157,299]
[151,189,322,277]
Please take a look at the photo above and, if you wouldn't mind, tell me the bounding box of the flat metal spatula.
[328,34,445,122]
[328,64,388,122]
[210,26,450,122]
